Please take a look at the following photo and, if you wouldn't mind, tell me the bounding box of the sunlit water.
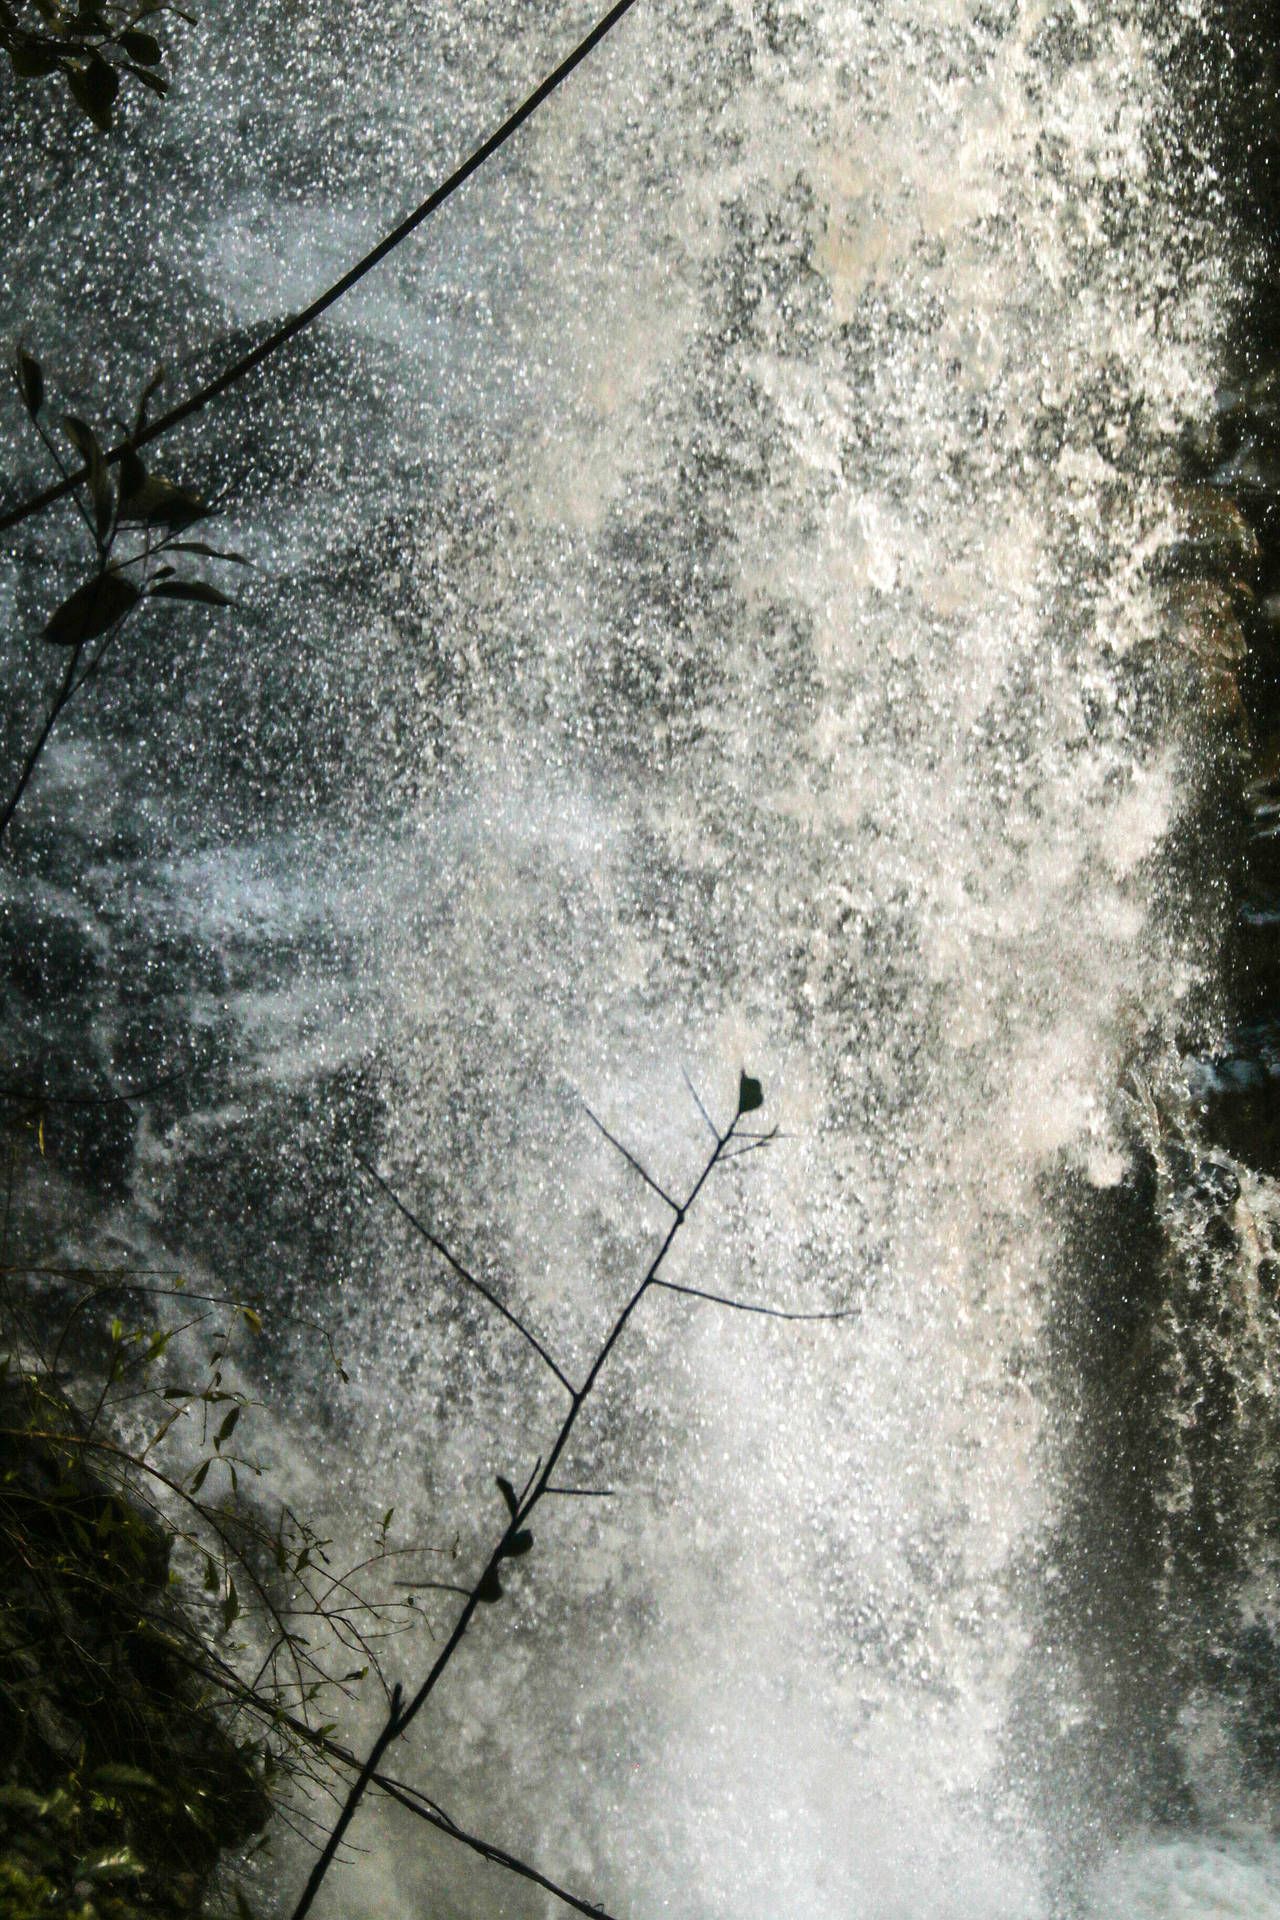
[1,0,1274,1914]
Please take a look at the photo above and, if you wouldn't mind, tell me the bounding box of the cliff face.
[0,1374,269,1919]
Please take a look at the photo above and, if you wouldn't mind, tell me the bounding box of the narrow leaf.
[149,578,234,608]
[66,56,118,130]
[167,540,251,565]
[62,414,113,541]
[14,344,44,418]
[42,572,140,645]
[124,62,168,94]
[496,1475,518,1517]
[132,367,164,438]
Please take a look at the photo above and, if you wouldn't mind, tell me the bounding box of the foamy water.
[1,0,1269,1913]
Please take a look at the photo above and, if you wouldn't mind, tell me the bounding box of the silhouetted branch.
[652,1277,857,1323]
[290,1073,834,1920]
[354,1152,576,1396]
[682,1067,719,1141]
[0,1059,205,1106]
[582,1100,680,1210]
[0,638,82,844]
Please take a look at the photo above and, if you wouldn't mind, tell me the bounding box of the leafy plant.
[1,0,191,130]
[1,347,246,844]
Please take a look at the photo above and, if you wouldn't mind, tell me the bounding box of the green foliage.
[2,0,193,130]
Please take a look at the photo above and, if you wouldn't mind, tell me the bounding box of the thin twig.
[652,1277,857,1323]
[288,1101,739,1920]
[355,1152,576,1397]
[0,639,82,845]
[681,1068,719,1142]
[0,1061,204,1106]
[0,0,643,534]
[582,1101,679,1211]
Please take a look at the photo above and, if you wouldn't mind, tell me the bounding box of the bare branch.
[652,1277,857,1324]
[681,1067,720,1142]
[0,1059,204,1107]
[369,1773,624,1920]
[354,1153,576,1397]
[582,1100,679,1211]
[289,1101,740,1920]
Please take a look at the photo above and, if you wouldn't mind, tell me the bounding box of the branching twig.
[289,1077,843,1920]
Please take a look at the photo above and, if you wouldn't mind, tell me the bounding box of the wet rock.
[1167,579,1249,666]
[1166,483,1261,576]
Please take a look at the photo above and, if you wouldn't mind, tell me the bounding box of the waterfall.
[3,0,1274,1913]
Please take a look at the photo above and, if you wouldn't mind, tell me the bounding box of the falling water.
[2,0,1275,1913]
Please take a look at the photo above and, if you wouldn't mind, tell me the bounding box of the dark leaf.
[118,473,207,527]
[119,445,146,497]
[124,62,168,94]
[43,572,139,645]
[66,55,118,131]
[61,413,112,537]
[61,412,100,466]
[475,1565,503,1604]
[504,1529,534,1558]
[8,44,59,78]
[214,1404,240,1449]
[189,1457,210,1495]
[737,1072,764,1116]
[119,28,161,62]
[496,1474,518,1517]
[221,1577,239,1632]
[149,578,234,608]
[167,540,250,565]
[14,343,43,418]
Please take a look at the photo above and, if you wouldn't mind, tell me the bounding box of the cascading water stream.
[1,0,1273,1913]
